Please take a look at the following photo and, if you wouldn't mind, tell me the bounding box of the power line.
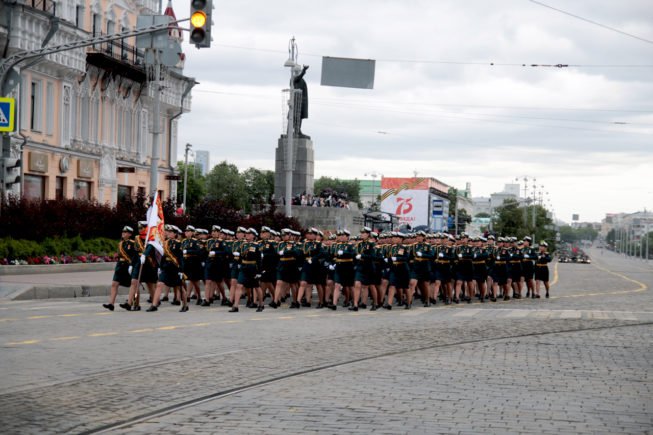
[214,43,653,68]
[529,0,653,45]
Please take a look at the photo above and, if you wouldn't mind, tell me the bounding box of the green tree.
[314,177,361,204]
[493,199,555,246]
[475,212,491,218]
[448,187,458,216]
[176,162,206,210]
[205,161,248,210]
[243,167,274,210]
[558,225,598,243]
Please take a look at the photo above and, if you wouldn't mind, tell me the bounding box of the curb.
[0,262,116,276]
[11,285,131,300]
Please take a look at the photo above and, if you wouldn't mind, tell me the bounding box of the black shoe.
[190,294,197,300]
[348,306,359,312]
[404,304,411,310]
[221,299,229,306]
[256,305,264,312]
[423,302,430,308]
[359,303,367,309]
[490,297,497,302]
[467,298,472,304]
[526,291,530,298]
[480,298,485,303]
[536,294,541,299]
[514,293,521,299]
[545,292,549,298]
[147,297,152,304]
[504,295,511,301]
[531,294,535,299]
[342,301,350,308]
[162,296,169,302]
[290,301,300,309]
[146,305,157,312]
[171,299,181,306]
[269,301,278,309]
[383,304,392,310]
[453,298,460,304]
[180,305,189,312]
[196,298,202,305]
[301,301,311,307]
[328,303,337,311]
[281,296,287,302]
[225,299,233,307]
[228,307,239,313]
[132,305,141,311]
[119,302,131,311]
[370,305,378,311]
[201,300,211,307]
[103,303,114,311]
[316,303,324,309]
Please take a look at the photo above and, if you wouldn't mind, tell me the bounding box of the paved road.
[0,247,651,434]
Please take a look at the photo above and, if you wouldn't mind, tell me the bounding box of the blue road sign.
[0,98,15,132]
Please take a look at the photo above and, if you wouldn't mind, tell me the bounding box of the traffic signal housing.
[190,0,213,48]
[2,157,21,189]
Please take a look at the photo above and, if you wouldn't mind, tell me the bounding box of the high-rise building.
[1,0,193,203]
[194,150,210,176]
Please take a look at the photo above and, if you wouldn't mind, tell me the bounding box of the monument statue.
[292,64,309,138]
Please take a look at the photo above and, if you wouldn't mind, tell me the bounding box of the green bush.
[0,237,118,260]
[0,238,46,259]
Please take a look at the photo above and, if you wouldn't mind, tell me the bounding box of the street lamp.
[182,143,191,213]
[283,37,299,218]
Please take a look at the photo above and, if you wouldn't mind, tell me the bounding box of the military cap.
[195,228,206,234]
[164,224,175,232]
[308,227,319,234]
[517,240,524,245]
[175,226,183,235]
[122,225,134,233]
[416,230,426,237]
[540,241,548,247]
[488,235,495,240]
[281,228,291,234]
[236,226,246,233]
[261,226,272,233]
[329,234,337,240]
[370,231,378,238]
[318,230,324,237]
[212,225,221,232]
[523,236,532,242]
[361,226,372,233]
[248,227,258,236]
[342,229,351,236]
[185,225,195,232]
[480,237,487,242]
[138,221,148,228]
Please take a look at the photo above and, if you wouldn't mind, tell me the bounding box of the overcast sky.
[170,0,652,223]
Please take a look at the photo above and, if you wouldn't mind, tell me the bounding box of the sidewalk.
[0,269,116,300]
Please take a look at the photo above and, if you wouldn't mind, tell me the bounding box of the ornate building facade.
[0,0,193,204]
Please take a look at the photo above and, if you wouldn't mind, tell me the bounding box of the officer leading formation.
[103,225,553,313]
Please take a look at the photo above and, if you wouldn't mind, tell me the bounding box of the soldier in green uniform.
[408,230,433,308]
[121,221,158,311]
[228,227,247,307]
[269,229,299,308]
[329,230,356,310]
[455,234,475,304]
[510,238,524,299]
[375,233,391,307]
[230,228,263,312]
[181,225,203,304]
[297,228,323,308]
[385,232,410,309]
[352,227,378,310]
[472,237,490,302]
[103,226,136,311]
[258,226,278,304]
[147,225,187,312]
[521,236,536,298]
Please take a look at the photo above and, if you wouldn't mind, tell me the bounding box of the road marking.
[551,261,559,286]
[452,309,482,317]
[95,312,111,316]
[88,332,118,337]
[50,336,80,341]
[58,313,82,317]
[27,315,51,320]
[221,320,242,324]
[305,314,321,318]
[192,322,211,327]
[277,316,294,320]
[503,309,531,318]
[129,328,155,333]
[558,311,582,319]
[157,325,180,331]
[6,339,40,345]
[0,318,16,322]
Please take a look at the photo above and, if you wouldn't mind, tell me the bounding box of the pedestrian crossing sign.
[0,97,15,132]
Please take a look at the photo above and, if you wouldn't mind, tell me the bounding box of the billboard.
[321,57,376,89]
[381,178,430,228]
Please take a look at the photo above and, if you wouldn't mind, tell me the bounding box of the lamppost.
[283,37,299,218]
[182,143,191,213]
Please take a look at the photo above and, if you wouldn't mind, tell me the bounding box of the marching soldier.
[103,225,136,311]
[408,230,433,308]
[202,225,226,306]
[534,241,552,298]
[509,238,524,299]
[297,228,323,308]
[269,229,299,308]
[353,227,378,310]
[330,230,356,310]
[472,237,490,302]
[258,226,279,304]
[522,236,536,298]
[228,227,247,307]
[455,234,475,304]
[181,225,204,304]
[230,228,264,312]
[147,225,187,312]
[121,221,158,311]
[386,232,410,309]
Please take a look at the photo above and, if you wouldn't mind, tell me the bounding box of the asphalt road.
[0,247,651,434]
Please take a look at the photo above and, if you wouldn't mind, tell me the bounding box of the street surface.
[0,247,652,434]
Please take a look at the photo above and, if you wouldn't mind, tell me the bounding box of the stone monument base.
[274,135,314,201]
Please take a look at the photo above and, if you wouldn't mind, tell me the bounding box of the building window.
[30,80,42,131]
[137,186,145,198]
[56,176,66,200]
[74,179,92,200]
[76,5,84,28]
[117,185,132,201]
[24,174,46,200]
[62,86,71,144]
[81,94,89,141]
[92,13,101,36]
[46,82,54,135]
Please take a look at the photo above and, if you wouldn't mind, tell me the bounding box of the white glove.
[128,266,133,274]
[158,268,161,275]
[201,262,205,267]
[391,256,397,262]
[538,255,542,260]
[524,254,529,259]
[233,252,240,257]
[356,254,361,260]
[473,253,477,259]
[384,258,389,263]
[140,254,146,264]
[307,258,312,264]
[417,252,422,257]
[329,264,335,271]
[183,249,187,254]
[255,274,261,279]
[458,254,463,258]
[178,272,184,279]
[439,253,444,258]
[209,252,216,257]
[337,250,344,256]
[279,250,284,256]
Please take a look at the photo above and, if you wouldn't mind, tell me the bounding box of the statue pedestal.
[274,135,314,201]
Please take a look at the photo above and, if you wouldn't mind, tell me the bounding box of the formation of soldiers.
[103,223,553,313]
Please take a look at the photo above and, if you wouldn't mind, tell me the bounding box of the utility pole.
[182,143,191,213]
[148,51,162,198]
[283,37,298,218]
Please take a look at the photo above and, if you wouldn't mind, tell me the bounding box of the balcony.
[87,37,146,83]
[22,0,56,15]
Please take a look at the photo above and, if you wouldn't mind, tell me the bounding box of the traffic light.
[190,0,212,48]
[2,157,20,189]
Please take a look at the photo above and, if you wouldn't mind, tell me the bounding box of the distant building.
[472,184,524,217]
[358,179,381,209]
[195,150,210,176]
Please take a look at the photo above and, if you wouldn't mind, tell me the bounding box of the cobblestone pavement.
[0,247,651,434]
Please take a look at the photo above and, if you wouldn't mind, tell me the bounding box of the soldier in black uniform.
[297,228,322,308]
[230,228,263,312]
[353,227,378,310]
[472,237,490,302]
[147,225,186,312]
[509,238,524,299]
[269,229,299,308]
[409,230,433,308]
[455,235,475,304]
[386,232,410,309]
[534,241,552,298]
[103,225,136,311]
[330,230,356,310]
[258,226,278,304]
